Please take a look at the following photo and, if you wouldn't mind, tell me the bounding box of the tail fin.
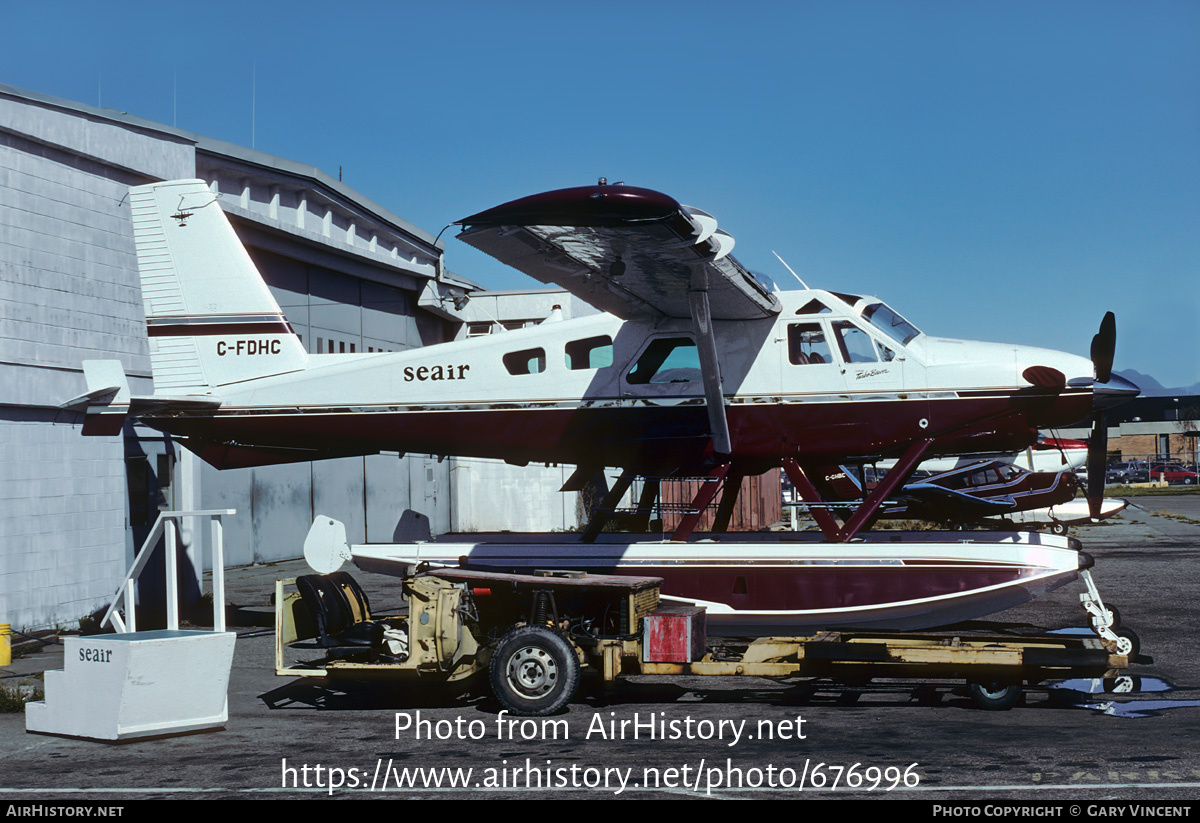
[128,179,307,392]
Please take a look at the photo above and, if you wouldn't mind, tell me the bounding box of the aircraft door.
[782,321,844,393]
[829,321,906,395]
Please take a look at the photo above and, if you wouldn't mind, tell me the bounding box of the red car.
[1150,465,1199,485]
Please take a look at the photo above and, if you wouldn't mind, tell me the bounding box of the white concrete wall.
[0,91,194,629]
[449,458,583,533]
[0,413,127,629]
[452,290,600,339]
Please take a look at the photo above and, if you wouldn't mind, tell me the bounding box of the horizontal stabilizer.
[62,361,130,436]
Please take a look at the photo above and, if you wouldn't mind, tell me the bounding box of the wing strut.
[688,268,732,458]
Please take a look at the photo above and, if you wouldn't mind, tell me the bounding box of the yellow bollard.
[0,624,10,666]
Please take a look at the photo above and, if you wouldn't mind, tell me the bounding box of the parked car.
[1149,465,1199,485]
[1107,462,1148,484]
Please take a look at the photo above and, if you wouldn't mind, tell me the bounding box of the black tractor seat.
[293,572,403,657]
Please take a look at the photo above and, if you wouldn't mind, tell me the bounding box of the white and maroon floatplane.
[70,179,1138,642]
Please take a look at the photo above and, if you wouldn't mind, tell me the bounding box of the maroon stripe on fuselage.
[143,391,1095,471]
[147,321,293,337]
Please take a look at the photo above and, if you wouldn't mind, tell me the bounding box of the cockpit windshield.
[861,302,921,346]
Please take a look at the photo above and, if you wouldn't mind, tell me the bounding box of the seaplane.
[69,179,1141,639]
[813,460,1081,529]
[877,435,1090,476]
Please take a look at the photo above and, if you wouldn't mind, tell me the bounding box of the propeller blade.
[1090,311,1116,384]
[1087,411,1108,519]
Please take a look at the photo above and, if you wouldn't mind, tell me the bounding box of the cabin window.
[565,335,613,370]
[787,323,833,365]
[832,321,879,363]
[627,337,700,384]
[794,299,831,315]
[467,322,493,337]
[939,472,970,490]
[503,347,546,375]
[969,466,1001,487]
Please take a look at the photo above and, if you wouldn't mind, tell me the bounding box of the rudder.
[129,179,307,392]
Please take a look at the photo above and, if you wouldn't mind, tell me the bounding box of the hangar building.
[0,83,476,630]
[1,83,781,632]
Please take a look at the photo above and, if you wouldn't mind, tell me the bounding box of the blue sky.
[4,1,1197,388]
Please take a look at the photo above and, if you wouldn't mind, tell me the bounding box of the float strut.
[783,439,932,542]
[671,464,731,542]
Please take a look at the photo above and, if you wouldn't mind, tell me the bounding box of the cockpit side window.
[997,464,1023,481]
[787,323,833,366]
[832,321,879,363]
[861,302,920,346]
[627,337,700,384]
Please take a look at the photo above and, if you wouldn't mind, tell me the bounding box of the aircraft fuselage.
[142,287,1096,474]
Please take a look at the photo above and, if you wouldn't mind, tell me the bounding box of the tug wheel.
[490,625,580,716]
[968,681,1022,711]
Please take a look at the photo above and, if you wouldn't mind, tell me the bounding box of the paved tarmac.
[2,496,1199,800]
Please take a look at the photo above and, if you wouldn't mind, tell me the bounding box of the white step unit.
[26,629,236,740]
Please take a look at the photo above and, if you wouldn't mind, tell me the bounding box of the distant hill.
[1115,369,1200,398]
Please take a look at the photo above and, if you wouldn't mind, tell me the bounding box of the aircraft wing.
[455,184,780,322]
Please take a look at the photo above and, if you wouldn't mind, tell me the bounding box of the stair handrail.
[102,509,236,634]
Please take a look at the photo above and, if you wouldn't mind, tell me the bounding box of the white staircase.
[26,510,238,740]
[26,630,235,740]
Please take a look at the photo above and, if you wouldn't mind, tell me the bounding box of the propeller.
[1087,312,1118,519]
[1091,311,1116,384]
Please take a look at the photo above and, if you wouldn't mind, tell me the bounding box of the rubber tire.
[1114,627,1141,658]
[490,625,580,716]
[1050,521,1068,536]
[968,682,1022,711]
